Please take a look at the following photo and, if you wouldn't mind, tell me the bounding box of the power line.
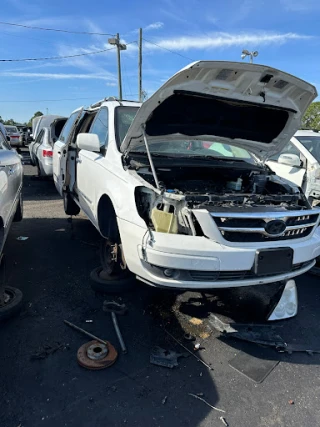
[143,38,194,61]
[0,21,115,36]
[0,41,136,62]
[0,47,116,62]
[0,97,101,103]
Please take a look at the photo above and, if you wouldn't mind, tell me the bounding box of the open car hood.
[120,61,317,160]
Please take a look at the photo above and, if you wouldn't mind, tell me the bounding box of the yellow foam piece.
[151,208,178,234]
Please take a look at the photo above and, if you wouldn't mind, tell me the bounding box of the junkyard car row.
[1,60,320,322]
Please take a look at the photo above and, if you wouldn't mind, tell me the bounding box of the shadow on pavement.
[0,216,220,427]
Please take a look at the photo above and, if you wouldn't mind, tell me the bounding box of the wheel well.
[97,195,120,241]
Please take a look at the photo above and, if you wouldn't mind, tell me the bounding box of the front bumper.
[118,219,320,290]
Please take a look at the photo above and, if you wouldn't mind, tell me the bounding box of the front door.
[77,107,109,221]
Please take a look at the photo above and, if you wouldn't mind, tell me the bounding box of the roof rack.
[90,96,140,109]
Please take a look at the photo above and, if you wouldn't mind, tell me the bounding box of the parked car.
[5,125,22,147]
[267,130,320,206]
[0,127,23,320]
[29,117,67,177]
[53,61,320,320]
[18,126,32,146]
[32,115,65,141]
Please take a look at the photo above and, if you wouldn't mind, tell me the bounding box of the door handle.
[76,158,82,164]
[57,151,61,155]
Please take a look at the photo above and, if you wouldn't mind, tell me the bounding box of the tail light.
[43,149,53,157]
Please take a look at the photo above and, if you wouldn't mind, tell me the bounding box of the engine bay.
[136,164,307,209]
[133,161,310,236]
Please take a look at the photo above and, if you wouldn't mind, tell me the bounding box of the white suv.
[53,61,320,319]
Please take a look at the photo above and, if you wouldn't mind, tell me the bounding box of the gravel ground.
[1,150,320,427]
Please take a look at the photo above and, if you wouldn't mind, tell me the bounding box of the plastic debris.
[220,416,229,426]
[162,396,168,405]
[150,346,188,369]
[288,400,295,405]
[86,320,93,323]
[188,393,225,413]
[16,236,29,241]
[194,343,201,350]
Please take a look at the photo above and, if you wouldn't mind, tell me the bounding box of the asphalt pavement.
[1,149,320,427]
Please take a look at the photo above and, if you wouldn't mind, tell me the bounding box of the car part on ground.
[64,319,108,345]
[103,301,128,354]
[150,346,188,368]
[268,279,298,320]
[77,339,118,370]
[0,285,23,321]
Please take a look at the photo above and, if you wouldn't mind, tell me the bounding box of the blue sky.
[1,0,320,123]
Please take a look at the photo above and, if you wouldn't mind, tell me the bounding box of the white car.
[29,117,67,177]
[267,130,320,205]
[0,127,23,320]
[5,125,22,147]
[53,61,320,320]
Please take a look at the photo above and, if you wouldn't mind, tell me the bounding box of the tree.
[301,102,320,130]
[27,111,43,127]
[4,119,15,125]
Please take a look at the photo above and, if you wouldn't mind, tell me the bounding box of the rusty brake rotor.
[77,340,118,370]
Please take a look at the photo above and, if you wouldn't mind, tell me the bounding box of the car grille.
[188,261,313,282]
[211,211,319,243]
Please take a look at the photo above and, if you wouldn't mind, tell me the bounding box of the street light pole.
[108,33,127,100]
[138,28,143,102]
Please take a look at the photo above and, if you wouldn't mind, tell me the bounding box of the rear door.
[30,129,44,166]
[53,108,83,195]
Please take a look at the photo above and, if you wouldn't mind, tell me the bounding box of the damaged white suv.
[53,61,320,319]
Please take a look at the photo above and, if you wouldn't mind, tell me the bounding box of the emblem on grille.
[264,219,286,236]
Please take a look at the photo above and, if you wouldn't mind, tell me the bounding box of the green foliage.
[301,102,320,131]
[27,111,44,127]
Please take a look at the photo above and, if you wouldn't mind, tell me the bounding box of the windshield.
[296,135,320,162]
[115,106,139,147]
[132,140,255,162]
[5,126,18,134]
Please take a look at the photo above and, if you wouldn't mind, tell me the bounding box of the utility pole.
[138,28,142,102]
[108,33,127,100]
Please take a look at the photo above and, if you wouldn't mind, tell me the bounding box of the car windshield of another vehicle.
[296,135,320,162]
[5,126,18,133]
[115,106,139,147]
[132,140,255,163]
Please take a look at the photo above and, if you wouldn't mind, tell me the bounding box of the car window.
[59,111,81,143]
[89,108,108,148]
[35,129,44,144]
[268,141,301,161]
[115,106,139,147]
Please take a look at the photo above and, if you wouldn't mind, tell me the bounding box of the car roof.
[294,130,320,137]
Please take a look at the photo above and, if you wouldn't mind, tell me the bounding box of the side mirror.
[278,153,301,167]
[76,133,100,152]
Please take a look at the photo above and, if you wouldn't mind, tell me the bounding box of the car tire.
[0,286,23,321]
[13,193,23,222]
[90,266,135,294]
[63,192,80,216]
